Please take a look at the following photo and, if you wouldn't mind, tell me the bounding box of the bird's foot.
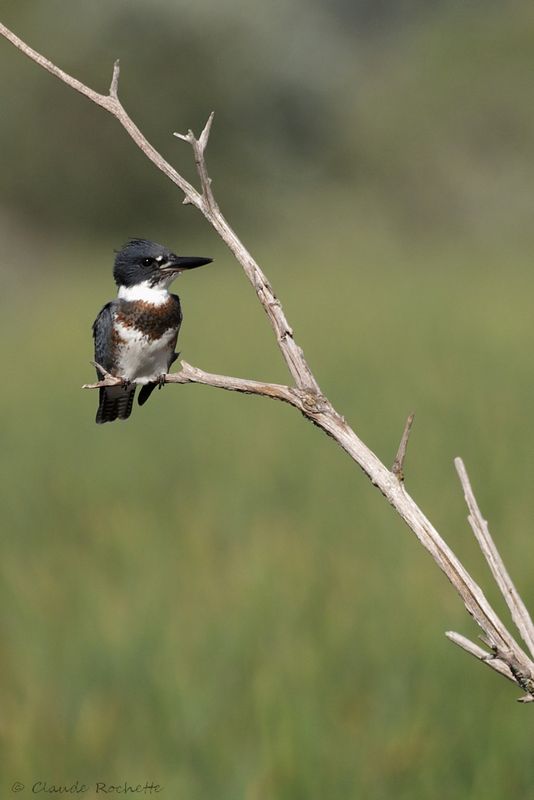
[157,373,167,391]
[119,377,132,391]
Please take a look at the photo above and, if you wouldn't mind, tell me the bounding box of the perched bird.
[92,239,212,424]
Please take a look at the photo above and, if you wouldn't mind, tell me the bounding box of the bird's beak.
[162,255,213,272]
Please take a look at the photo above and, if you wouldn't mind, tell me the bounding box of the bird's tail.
[138,382,157,406]
[96,385,136,424]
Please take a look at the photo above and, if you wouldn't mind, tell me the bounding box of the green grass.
[2,223,534,799]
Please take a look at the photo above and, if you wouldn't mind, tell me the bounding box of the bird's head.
[113,239,212,289]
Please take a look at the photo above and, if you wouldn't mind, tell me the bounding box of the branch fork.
[174,112,216,209]
[3,20,534,702]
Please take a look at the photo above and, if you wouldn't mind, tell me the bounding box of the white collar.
[118,282,170,306]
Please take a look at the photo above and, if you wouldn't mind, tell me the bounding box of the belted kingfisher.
[92,239,212,424]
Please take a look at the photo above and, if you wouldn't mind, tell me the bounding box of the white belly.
[115,322,177,383]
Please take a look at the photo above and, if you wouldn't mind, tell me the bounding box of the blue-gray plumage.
[92,239,212,424]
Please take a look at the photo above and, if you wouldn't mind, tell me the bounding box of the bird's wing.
[92,301,137,423]
[92,301,116,376]
[168,294,183,369]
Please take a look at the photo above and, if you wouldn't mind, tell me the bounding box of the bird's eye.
[142,257,154,267]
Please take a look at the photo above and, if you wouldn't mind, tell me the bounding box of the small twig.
[173,130,194,144]
[445,631,516,683]
[198,111,214,151]
[175,113,216,210]
[93,360,110,377]
[82,361,123,389]
[392,412,415,482]
[455,457,534,659]
[109,59,120,99]
[448,625,534,702]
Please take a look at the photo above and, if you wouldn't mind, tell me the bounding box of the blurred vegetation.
[2,1,534,798]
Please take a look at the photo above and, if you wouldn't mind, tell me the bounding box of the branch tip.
[91,360,108,377]
[89,360,122,386]
[109,59,120,98]
[198,111,215,150]
[392,412,415,482]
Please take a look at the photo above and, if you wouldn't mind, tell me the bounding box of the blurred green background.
[2,1,534,797]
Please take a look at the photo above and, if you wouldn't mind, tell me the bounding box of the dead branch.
[84,360,299,406]
[3,20,534,701]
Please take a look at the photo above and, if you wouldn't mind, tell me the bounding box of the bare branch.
[392,412,415,482]
[0,21,110,108]
[165,361,295,402]
[83,360,299,406]
[455,458,534,659]
[3,21,534,701]
[0,23,203,209]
